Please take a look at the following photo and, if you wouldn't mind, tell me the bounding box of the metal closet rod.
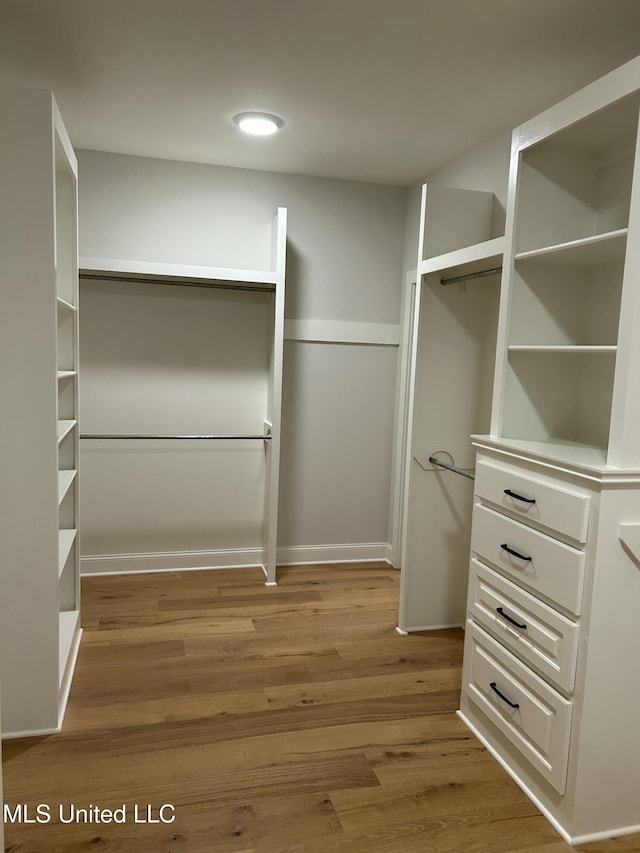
[80,434,272,440]
[440,266,502,287]
[79,273,275,294]
[429,455,475,481]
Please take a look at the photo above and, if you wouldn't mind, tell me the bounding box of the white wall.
[79,151,406,322]
[77,151,407,571]
[80,281,273,556]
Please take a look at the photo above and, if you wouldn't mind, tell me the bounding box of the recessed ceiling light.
[233,112,284,136]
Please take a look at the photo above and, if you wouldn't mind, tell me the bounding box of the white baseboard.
[276,542,392,565]
[58,626,83,730]
[3,725,61,739]
[1,628,82,739]
[457,710,574,844]
[80,543,393,576]
[457,710,640,845]
[81,548,265,576]
[284,319,400,346]
[570,823,640,845]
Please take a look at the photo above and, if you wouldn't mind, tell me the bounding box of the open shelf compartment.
[508,233,625,348]
[420,186,501,261]
[500,348,616,455]
[515,92,640,254]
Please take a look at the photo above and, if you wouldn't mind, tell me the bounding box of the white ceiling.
[1,0,640,186]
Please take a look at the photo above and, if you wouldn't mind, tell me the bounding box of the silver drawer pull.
[496,606,527,630]
[500,543,532,562]
[504,488,536,504]
[490,681,520,709]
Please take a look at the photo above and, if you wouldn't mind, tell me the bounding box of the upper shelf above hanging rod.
[419,235,505,278]
[80,433,273,440]
[79,256,279,292]
[440,266,502,287]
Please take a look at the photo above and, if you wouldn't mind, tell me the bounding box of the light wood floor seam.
[2,563,639,852]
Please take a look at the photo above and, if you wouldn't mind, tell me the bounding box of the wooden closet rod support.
[440,266,502,287]
[80,434,273,440]
[429,455,475,480]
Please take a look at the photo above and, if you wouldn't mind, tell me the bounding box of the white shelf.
[514,229,628,267]
[56,296,76,312]
[473,434,609,471]
[58,529,76,577]
[80,256,278,290]
[57,370,76,380]
[57,419,76,442]
[419,236,505,279]
[508,345,617,354]
[58,469,76,503]
[59,609,80,685]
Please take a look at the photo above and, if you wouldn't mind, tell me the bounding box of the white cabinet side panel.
[569,486,640,836]
[0,86,61,733]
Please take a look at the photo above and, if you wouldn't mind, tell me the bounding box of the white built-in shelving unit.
[79,207,287,584]
[398,56,640,845]
[398,185,504,631]
[0,84,81,737]
[457,57,640,844]
[491,80,640,469]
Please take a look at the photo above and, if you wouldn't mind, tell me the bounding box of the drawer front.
[472,503,585,616]
[468,559,580,693]
[462,620,572,794]
[475,460,590,545]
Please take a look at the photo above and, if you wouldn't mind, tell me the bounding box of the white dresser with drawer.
[458,441,640,844]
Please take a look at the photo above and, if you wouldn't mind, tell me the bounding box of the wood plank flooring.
[3,563,640,852]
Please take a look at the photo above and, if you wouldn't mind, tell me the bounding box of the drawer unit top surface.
[475,460,590,545]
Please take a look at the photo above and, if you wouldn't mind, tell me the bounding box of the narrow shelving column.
[398,184,504,631]
[0,84,81,737]
[55,125,81,711]
[263,208,287,585]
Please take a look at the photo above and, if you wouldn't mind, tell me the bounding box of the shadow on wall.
[283,241,305,320]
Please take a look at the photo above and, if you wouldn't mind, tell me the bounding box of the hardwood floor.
[2,563,639,852]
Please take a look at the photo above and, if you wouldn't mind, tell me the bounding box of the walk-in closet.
[2,6,640,850]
